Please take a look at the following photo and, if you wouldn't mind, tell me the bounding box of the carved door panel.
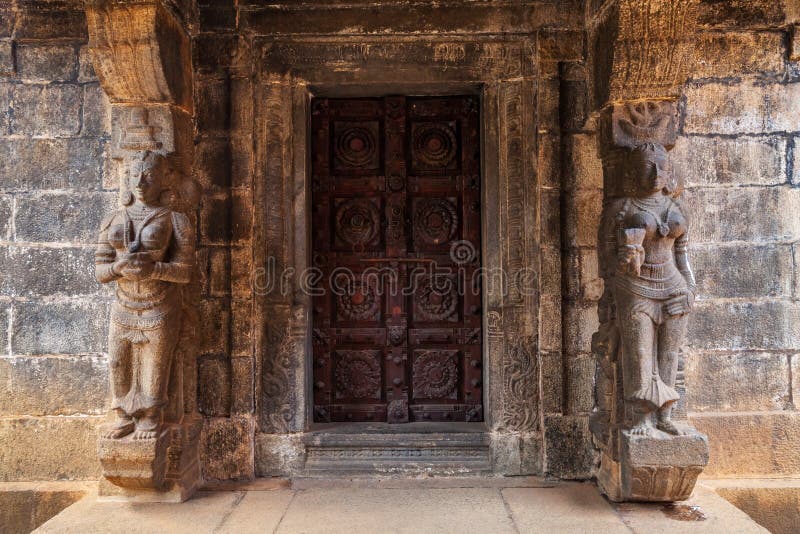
[311,96,482,424]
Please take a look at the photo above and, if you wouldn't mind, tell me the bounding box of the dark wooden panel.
[311,95,482,423]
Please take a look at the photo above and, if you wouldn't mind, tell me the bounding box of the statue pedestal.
[97,416,202,503]
[597,424,709,502]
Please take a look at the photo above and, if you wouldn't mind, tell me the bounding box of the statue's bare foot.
[629,421,653,437]
[132,414,160,440]
[656,418,685,436]
[101,420,134,439]
[132,428,158,440]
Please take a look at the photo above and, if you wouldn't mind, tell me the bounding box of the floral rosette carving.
[335,350,381,399]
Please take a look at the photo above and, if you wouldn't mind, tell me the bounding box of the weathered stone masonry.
[0,0,111,481]
[0,0,799,489]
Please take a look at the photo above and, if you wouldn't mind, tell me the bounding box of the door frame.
[252,37,547,474]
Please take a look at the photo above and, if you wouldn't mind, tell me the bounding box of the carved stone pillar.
[86,0,201,502]
[590,101,709,502]
[587,0,710,502]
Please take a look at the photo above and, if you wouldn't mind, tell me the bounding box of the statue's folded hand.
[111,258,131,277]
[120,258,155,281]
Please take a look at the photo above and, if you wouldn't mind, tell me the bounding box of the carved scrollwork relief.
[500,336,538,432]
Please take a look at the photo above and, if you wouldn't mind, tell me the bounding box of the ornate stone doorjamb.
[86,0,202,502]
[250,39,544,476]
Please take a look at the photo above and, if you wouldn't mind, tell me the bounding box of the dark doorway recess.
[311,95,483,424]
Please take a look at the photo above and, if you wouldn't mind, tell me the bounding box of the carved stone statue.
[600,142,694,437]
[592,102,708,503]
[95,150,195,440]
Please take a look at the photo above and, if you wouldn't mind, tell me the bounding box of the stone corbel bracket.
[86,0,200,503]
[86,0,192,108]
[791,24,800,62]
[87,0,193,171]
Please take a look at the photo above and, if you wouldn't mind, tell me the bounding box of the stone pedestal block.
[98,417,202,503]
[597,426,709,502]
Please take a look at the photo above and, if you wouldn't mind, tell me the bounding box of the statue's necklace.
[123,205,166,253]
[631,198,671,238]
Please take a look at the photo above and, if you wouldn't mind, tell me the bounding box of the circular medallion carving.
[388,174,405,192]
[334,125,378,169]
[337,281,379,321]
[415,277,457,321]
[414,198,458,245]
[335,199,380,247]
[335,350,381,399]
[412,123,457,169]
[413,350,458,399]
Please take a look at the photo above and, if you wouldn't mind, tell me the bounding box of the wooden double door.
[311,96,482,423]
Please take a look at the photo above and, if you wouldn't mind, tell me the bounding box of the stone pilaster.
[590,99,709,502]
[588,0,710,502]
[85,0,201,502]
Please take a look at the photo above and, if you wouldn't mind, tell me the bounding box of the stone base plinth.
[597,424,709,502]
[98,429,170,490]
[97,418,202,503]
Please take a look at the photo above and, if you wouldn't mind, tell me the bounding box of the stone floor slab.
[613,484,768,533]
[703,477,800,534]
[216,490,295,534]
[35,490,243,534]
[276,487,517,534]
[35,479,769,534]
[502,483,632,534]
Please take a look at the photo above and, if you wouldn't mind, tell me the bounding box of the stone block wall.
[193,0,256,482]
[677,5,800,478]
[0,0,110,481]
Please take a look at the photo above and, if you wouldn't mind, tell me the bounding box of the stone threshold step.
[290,475,555,490]
[202,476,556,492]
[307,421,488,434]
[302,423,492,475]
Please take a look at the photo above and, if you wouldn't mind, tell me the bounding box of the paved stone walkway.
[36,479,766,533]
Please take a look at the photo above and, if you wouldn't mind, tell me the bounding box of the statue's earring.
[122,190,134,206]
